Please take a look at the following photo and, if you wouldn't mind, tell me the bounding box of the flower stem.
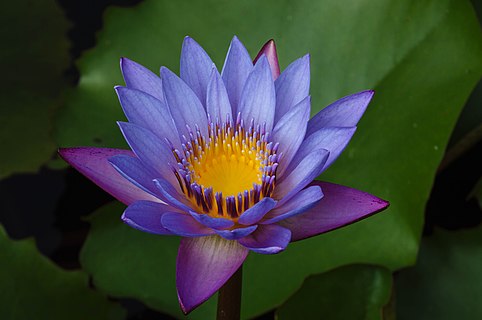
[217,265,243,320]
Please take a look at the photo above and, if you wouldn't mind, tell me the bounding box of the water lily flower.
[60,36,389,314]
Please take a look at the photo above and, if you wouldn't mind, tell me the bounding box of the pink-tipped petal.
[278,181,389,241]
[177,236,249,314]
[58,147,158,205]
[254,39,280,80]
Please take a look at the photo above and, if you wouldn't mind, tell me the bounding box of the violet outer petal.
[274,149,329,205]
[161,67,208,138]
[261,185,323,224]
[161,212,214,237]
[58,147,158,205]
[121,200,174,235]
[238,224,291,254]
[108,155,161,198]
[189,211,234,230]
[180,36,214,105]
[237,197,277,225]
[306,90,374,136]
[153,179,193,212]
[214,225,258,240]
[118,122,178,187]
[120,57,164,102]
[253,39,280,80]
[274,54,310,123]
[176,236,248,314]
[271,96,311,176]
[115,86,180,147]
[206,67,233,123]
[285,126,357,175]
[279,181,389,241]
[221,36,253,115]
[238,56,276,131]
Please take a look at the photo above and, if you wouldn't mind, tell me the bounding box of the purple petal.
[238,56,276,131]
[161,212,214,237]
[261,185,323,224]
[237,197,277,225]
[58,147,158,205]
[206,68,232,122]
[118,122,178,186]
[180,36,214,105]
[120,57,164,102]
[221,36,253,114]
[121,200,174,235]
[214,225,258,240]
[274,54,310,123]
[274,149,329,205]
[306,90,374,136]
[115,86,180,147]
[154,179,193,212]
[287,126,357,175]
[189,211,234,230]
[253,39,280,80]
[238,224,291,254]
[160,67,208,138]
[108,154,160,197]
[177,236,249,313]
[279,181,389,241]
[271,96,311,176]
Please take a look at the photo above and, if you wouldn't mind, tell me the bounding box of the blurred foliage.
[0,0,70,178]
[59,0,482,318]
[396,226,482,319]
[276,264,392,320]
[0,225,125,319]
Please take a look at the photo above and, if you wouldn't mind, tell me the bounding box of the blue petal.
[206,68,232,122]
[161,67,208,138]
[154,178,193,212]
[117,121,178,187]
[108,154,160,197]
[238,55,276,131]
[261,185,323,224]
[271,96,311,176]
[122,200,174,235]
[214,225,258,240]
[189,211,234,230]
[238,224,291,254]
[221,36,253,115]
[274,54,310,123]
[237,197,277,225]
[306,90,374,136]
[115,86,180,147]
[274,149,329,205]
[161,212,214,237]
[286,126,357,175]
[120,57,164,102]
[180,36,214,106]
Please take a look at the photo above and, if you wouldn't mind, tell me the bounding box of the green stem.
[216,265,243,320]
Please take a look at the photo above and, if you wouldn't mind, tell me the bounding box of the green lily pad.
[395,227,482,319]
[0,0,70,178]
[63,0,482,318]
[276,264,392,320]
[0,225,125,320]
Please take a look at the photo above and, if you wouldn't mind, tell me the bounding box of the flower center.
[171,114,279,219]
